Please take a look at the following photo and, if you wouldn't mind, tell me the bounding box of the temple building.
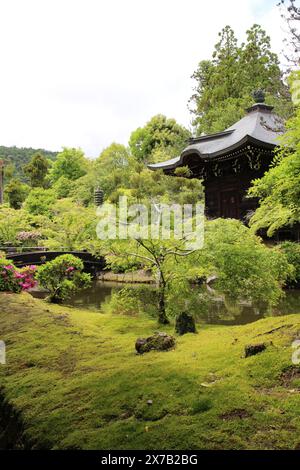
[148,93,283,223]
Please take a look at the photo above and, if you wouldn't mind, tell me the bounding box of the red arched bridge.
[3,249,105,276]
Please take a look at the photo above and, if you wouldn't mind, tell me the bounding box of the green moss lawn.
[1,292,300,450]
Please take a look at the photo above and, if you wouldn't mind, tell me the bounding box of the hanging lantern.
[94,187,104,206]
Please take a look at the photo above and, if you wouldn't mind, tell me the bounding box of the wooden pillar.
[0,160,4,204]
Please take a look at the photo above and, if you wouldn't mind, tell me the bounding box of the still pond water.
[32,281,300,326]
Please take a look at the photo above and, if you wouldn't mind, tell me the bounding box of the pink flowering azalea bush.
[37,254,91,303]
[16,231,42,247]
[0,259,37,293]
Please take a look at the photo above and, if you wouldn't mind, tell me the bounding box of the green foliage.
[0,207,31,245]
[50,147,88,183]
[24,188,56,216]
[200,219,293,308]
[190,24,292,135]
[42,199,97,251]
[107,254,142,273]
[52,176,74,199]
[37,254,91,303]
[103,287,143,316]
[0,145,56,183]
[4,178,30,209]
[102,286,158,318]
[0,206,48,246]
[97,143,129,170]
[280,242,300,287]
[249,73,300,235]
[70,172,99,206]
[24,153,49,188]
[174,166,192,178]
[129,114,191,163]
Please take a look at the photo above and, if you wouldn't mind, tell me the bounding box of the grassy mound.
[0,292,300,450]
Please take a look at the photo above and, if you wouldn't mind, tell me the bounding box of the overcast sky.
[0,0,284,157]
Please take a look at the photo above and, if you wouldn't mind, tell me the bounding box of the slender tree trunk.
[157,268,169,325]
[158,287,169,324]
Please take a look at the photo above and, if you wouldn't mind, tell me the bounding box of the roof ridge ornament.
[252,89,265,103]
[246,89,273,114]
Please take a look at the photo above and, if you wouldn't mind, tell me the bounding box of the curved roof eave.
[148,134,277,171]
[182,134,277,160]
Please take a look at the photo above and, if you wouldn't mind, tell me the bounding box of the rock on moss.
[135,332,175,354]
[175,312,197,335]
[245,343,266,358]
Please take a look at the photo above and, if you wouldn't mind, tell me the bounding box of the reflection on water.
[31,281,300,326]
[199,289,300,325]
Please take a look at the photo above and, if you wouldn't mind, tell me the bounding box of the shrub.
[16,230,42,247]
[200,219,293,308]
[280,242,300,287]
[0,259,37,293]
[4,178,30,209]
[24,188,56,216]
[37,254,91,303]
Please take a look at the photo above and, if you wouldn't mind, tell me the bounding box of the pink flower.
[4,265,14,270]
[14,272,24,279]
[20,282,31,290]
[66,267,75,273]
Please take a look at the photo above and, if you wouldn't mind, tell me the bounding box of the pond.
[31,280,300,326]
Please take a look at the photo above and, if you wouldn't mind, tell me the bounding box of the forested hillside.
[0,145,57,182]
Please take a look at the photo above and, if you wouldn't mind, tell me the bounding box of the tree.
[88,143,132,204]
[93,168,204,323]
[42,199,97,251]
[24,188,56,216]
[129,114,191,163]
[199,219,292,308]
[278,0,300,68]
[280,241,300,286]
[50,147,88,183]
[0,145,57,183]
[4,178,29,209]
[0,207,46,246]
[53,176,74,199]
[97,143,129,170]
[24,152,49,188]
[37,254,91,303]
[249,73,300,236]
[98,234,202,325]
[190,24,292,135]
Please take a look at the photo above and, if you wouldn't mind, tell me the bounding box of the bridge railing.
[1,249,105,275]
[1,246,53,254]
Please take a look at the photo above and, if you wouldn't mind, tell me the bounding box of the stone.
[244,343,266,358]
[175,312,197,336]
[135,332,175,354]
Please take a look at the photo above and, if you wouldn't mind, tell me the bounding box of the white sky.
[0,0,284,157]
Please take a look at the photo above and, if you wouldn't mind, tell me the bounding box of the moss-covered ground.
[0,292,300,450]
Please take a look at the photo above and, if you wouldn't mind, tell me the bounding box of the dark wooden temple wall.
[187,146,274,222]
